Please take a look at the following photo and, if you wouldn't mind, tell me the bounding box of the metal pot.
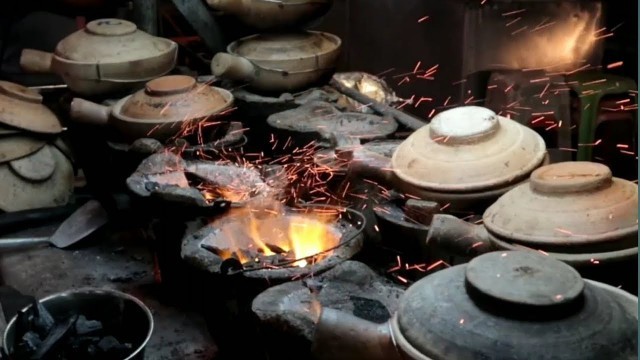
[349,106,548,211]
[211,31,341,93]
[312,251,638,360]
[426,161,638,271]
[20,19,177,96]
[69,75,234,141]
[205,0,332,30]
[3,287,154,360]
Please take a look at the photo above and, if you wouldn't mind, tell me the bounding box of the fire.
[208,200,341,268]
[288,217,335,267]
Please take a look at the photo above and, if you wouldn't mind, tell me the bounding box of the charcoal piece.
[97,336,120,352]
[97,336,132,356]
[0,286,36,322]
[14,310,32,345]
[349,296,390,324]
[31,314,78,359]
[17,331,42,353]
[265,243,287,254]
[74,315,103,335]
[32,302,55,335]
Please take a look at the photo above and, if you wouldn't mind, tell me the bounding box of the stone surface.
[252,260,404,341]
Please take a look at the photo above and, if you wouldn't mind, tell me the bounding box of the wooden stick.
[329,78,426,130]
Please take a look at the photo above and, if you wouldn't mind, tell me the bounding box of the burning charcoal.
[221,258,243,275]
[404,199,440,226]
[31,314,78,359]
[74,315,103,336]
[265,243,287,255]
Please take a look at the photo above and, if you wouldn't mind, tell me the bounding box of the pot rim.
[2,286,154,360]
[226,31,342,65]
[111,87,234,124]
[391,115,547,192]
[51,39,177,82]
[488,234,639,266]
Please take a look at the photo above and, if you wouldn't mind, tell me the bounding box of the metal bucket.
[3,287,154,360]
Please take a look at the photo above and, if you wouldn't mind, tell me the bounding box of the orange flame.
[210,200,340,268]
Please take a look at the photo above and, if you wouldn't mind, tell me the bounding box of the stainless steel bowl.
[3,287,154,360]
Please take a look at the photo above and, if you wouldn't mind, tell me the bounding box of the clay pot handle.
[69,98,111,126]
[210,53,256,82]
[346,147,395,186]
[20,49,54,74]
[205,0,242,13]
[426,214,494,257]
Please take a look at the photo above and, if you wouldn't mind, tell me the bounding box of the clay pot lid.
[397,251,638,359]
[55,18,173,63]
[0,145,73,212]
[228,31,340,64]
[390,106,547,192]
[116,75,232,122]
[483,162,638,250]
[0,81,63,134]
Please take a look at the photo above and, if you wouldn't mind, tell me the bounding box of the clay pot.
[349,106,548,211]
[427,161,638,268]
[20,19,177,96]
[0,145,74,212]
[69,75,234,141]
[211,31,341,93]
[312,251,638,360]
[0,81,63,134]
[205,0,332,30]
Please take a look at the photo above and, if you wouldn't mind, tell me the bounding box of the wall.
[313,0,467,118]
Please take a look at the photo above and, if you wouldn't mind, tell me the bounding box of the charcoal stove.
[251,260,404,359]
[181,204,365,281]
[176,204,365,359]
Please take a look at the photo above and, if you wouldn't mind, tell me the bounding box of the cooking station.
[0,0,636,359]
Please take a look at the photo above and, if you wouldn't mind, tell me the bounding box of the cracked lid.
[391,106,547,192]
[483,162,638,251]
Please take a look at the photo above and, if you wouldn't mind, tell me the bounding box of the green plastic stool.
[566,72,637,161]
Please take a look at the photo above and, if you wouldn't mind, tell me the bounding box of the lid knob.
[465,251,584,311]
[85,19,137,36]
[0,81,42,104]
[429,106,500,145]
[145,75,197,96]
[530,162,613,194]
